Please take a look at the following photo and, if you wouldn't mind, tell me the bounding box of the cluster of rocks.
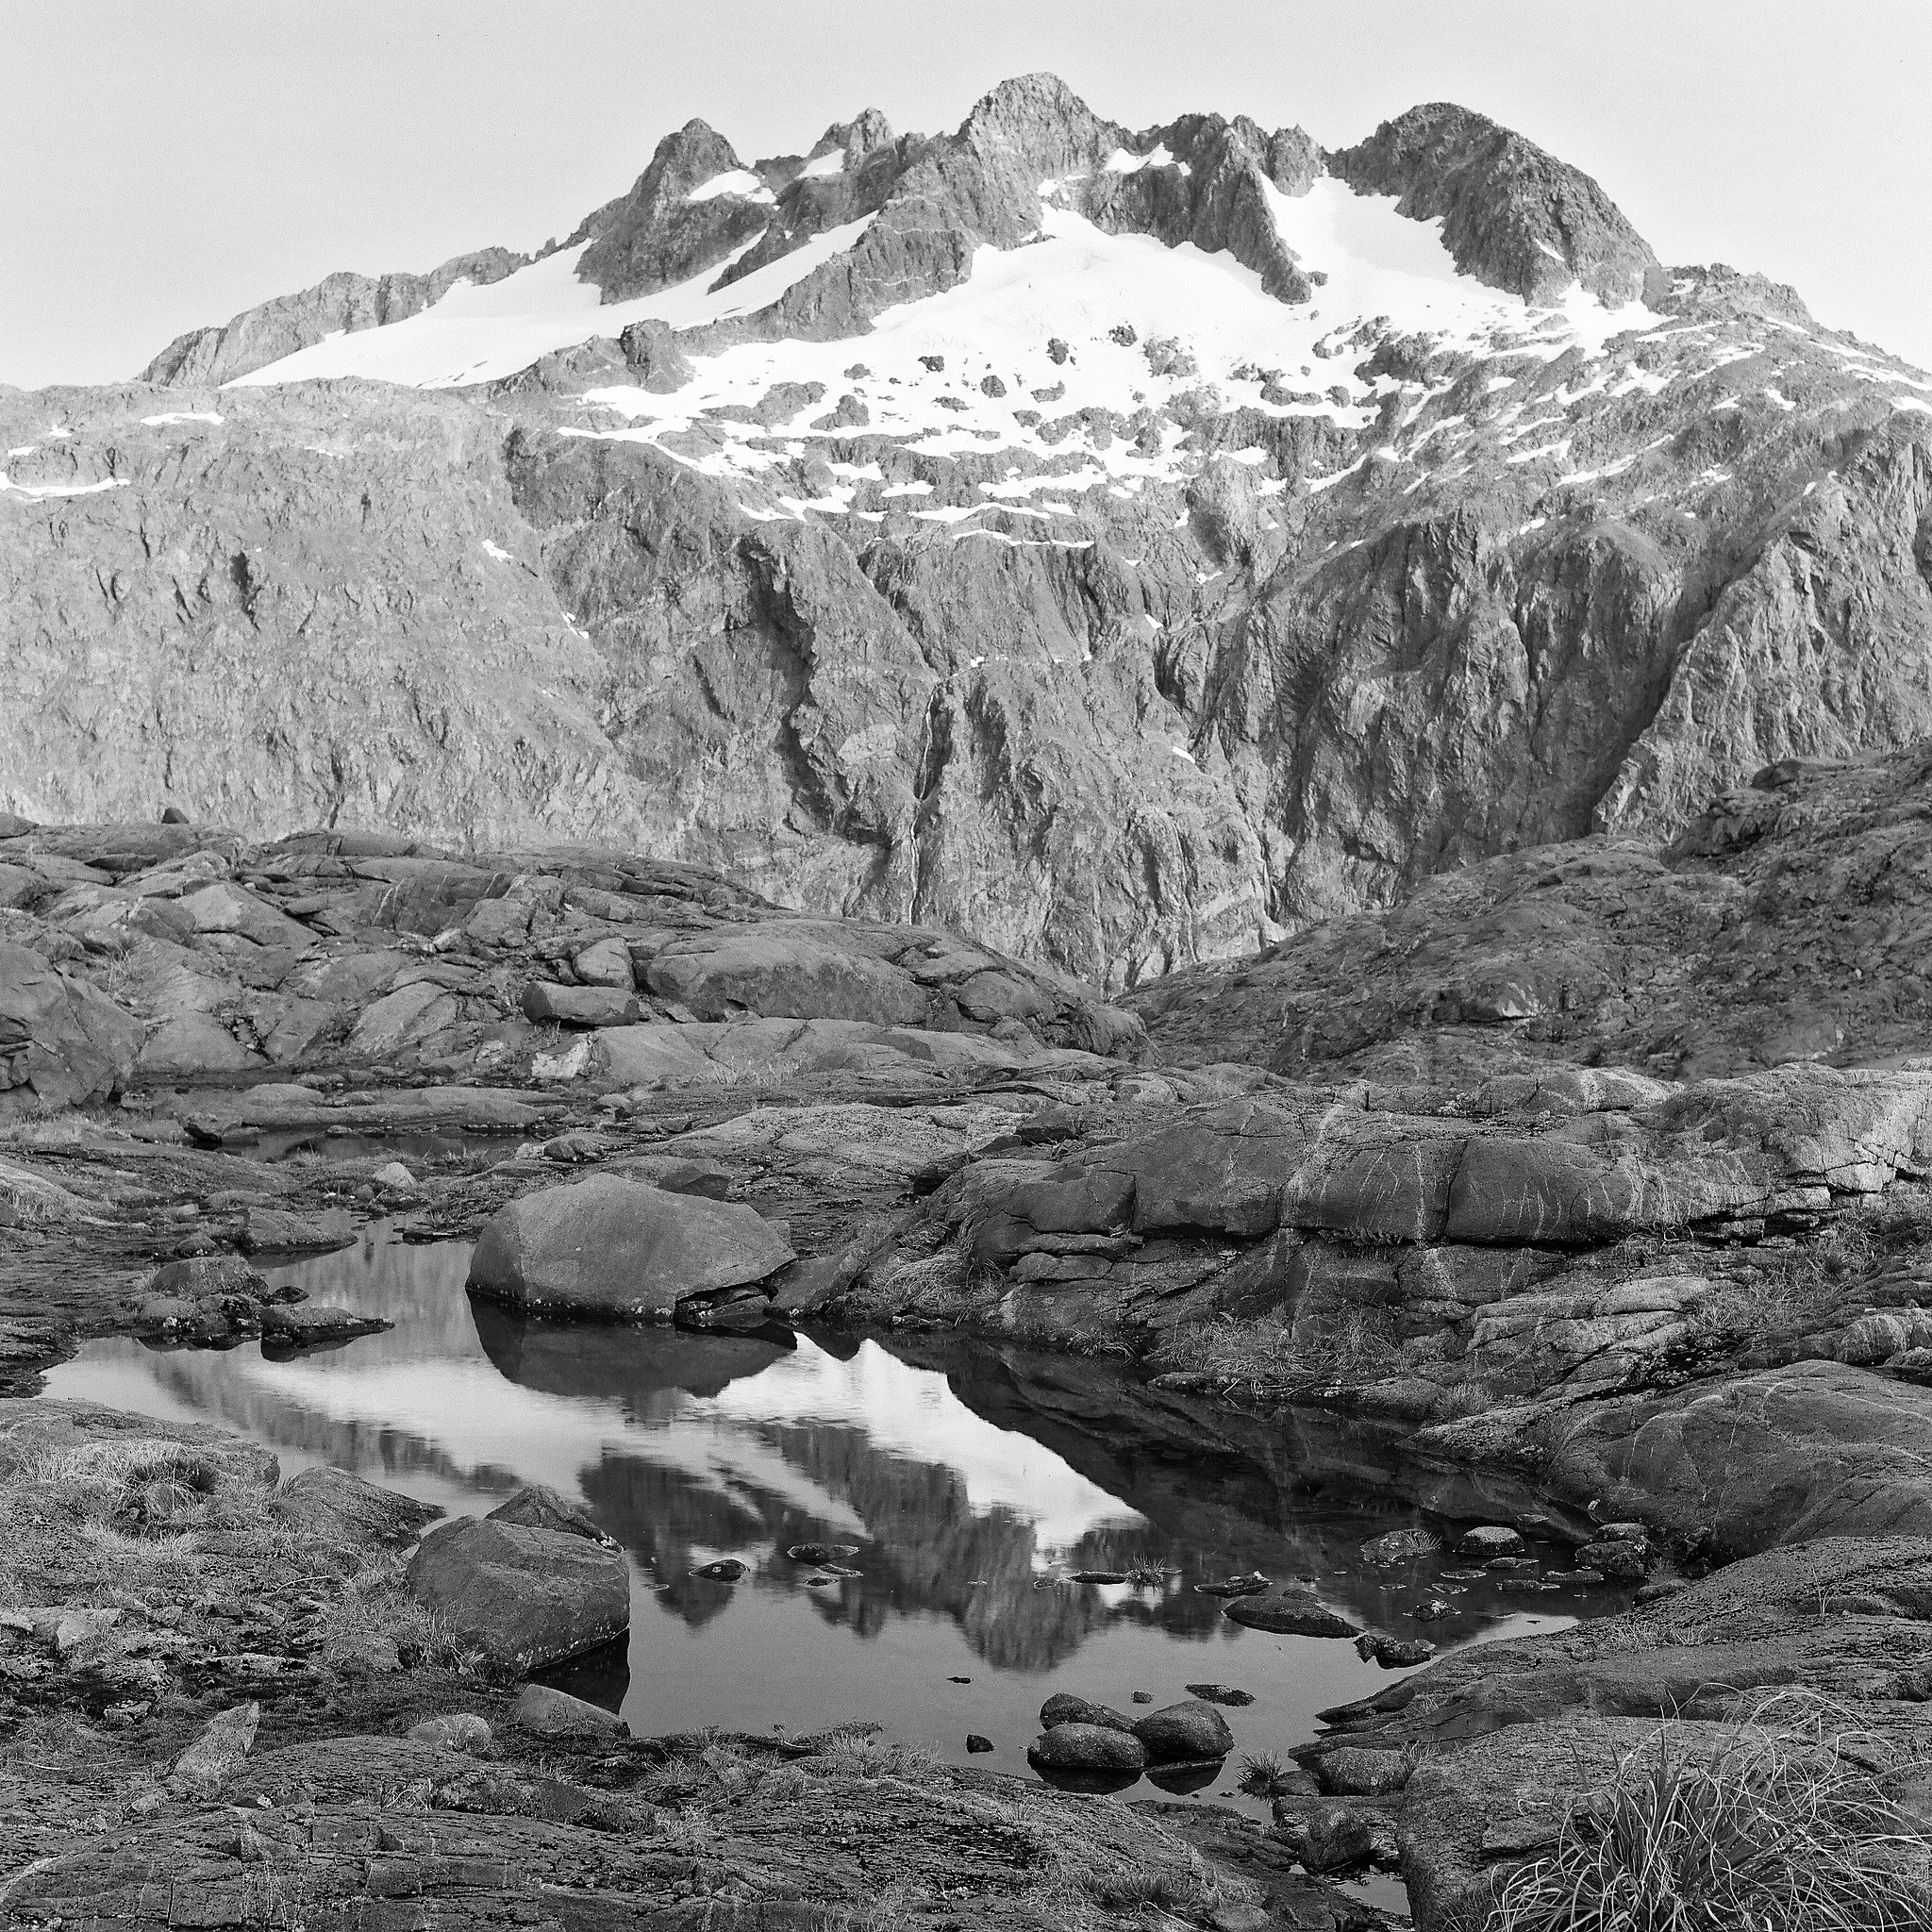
[0,820,1139,1116]
[1027,1691,1237,1790]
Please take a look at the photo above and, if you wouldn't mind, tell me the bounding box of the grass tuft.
[1492,1694,1932,1932]
[1149,1307,1395,1394]
[1237,1749,1303,1799]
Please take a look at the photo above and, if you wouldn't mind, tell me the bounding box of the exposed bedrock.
[1329,101,1666,307]
[843,1055,1932,1556]
[8,365,1929,990]
[1302,1537,1932,1929]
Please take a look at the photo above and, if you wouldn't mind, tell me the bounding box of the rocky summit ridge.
[6,74,1932,996]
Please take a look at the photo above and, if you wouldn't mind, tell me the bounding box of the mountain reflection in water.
[43,1226,1627,1806]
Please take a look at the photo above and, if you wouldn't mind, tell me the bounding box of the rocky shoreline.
[5,803,1932,1925]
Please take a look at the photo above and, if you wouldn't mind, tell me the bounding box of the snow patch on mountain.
[686,169,776,205]
[230,219,877,389]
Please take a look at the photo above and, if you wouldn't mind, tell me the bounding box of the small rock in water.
[697,1558,747,1581]
[1457,1524,1525,1560]
[1223,1591,1357,1639]
[1027,1723,1145,1775]
[788,1541,859,1564]
[804,1574,835,1587]
[1130,1690,1153,1704]
[965,1734,993,1754]
[1184,1683,1256,1707]
[1068,1570,1128,1584]
[1195,1571,1270,1598]
[1356,1632,1436,1668]
[258,1303,391,1353]
[488,1484,619,1549]
[1411,1597,1457,1622]
[1133,1700,1234,1764]
[1487,1556,1541,1573]
[675,1287,776,1331]
[948,1674,972,1684]
[1577,1537,1651,1579]
[370,1160,418,1194]
[1040,1692,1137,1735]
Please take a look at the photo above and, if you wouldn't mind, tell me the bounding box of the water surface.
[46,1224,1631,1830]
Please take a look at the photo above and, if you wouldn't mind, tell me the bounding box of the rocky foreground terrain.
[6,63,1932,1932]
[3,743,1932,1925]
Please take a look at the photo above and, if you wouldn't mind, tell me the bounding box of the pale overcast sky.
[5,0,1928,388]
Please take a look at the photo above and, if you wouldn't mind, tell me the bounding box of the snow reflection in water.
[45,1223,1626,1831]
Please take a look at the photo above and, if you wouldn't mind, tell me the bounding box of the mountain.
[6,75,1931,989]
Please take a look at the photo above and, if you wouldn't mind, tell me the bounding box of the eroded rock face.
[467,1174,794,1319]
[0,942,142,1115]
[8,78,1924,990]
[1329,103,1664,306]
[1130,747,1932,1084]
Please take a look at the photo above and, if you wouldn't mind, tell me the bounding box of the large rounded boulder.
[1132,1699,1234,1763]
[1026,1723,1146,1776]
[467,1174,794,1320]
[406,1516,628,1671]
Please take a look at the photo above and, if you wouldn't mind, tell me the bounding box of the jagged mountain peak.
[808,108,895,166]
[955,71,1121,163]
[1330,101,1663,307]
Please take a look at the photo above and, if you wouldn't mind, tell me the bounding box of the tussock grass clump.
[1151,1308,1395,1393]
[814,1731,940,1782]
[0,1434,242,1601]
[1237,1749,1303,1799]
[1493,1697,1932,1932]
[312,1558,476,1674]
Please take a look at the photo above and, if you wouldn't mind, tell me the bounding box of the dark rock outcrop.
[0,941,142,1115]
[1329,102,1664,305]
[575,120,772,303]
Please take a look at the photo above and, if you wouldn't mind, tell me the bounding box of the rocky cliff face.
[1128,743,1932,1083]
[8,74,1931,991]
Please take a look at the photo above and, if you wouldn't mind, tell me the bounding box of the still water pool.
[44,1224,1631,1841]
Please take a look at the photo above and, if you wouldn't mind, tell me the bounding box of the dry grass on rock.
[1492,1694,1932,1932]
